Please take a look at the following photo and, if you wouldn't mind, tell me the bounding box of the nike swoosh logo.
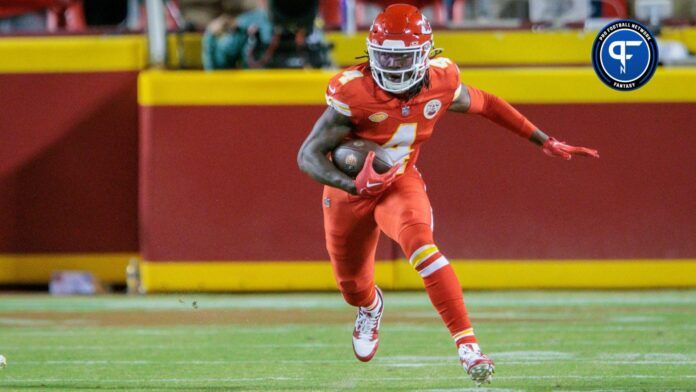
[366,181,383,188]
[328,85,336,94]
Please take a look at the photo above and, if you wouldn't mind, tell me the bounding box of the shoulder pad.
[325,68,367,117]
[429,57,461,100]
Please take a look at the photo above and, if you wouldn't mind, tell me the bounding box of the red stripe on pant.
[414,251,443,273]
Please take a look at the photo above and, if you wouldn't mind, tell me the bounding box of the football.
[332,139,394,178]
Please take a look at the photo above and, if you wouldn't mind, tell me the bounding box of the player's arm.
[448,84,599,159]
[297,107,358,194]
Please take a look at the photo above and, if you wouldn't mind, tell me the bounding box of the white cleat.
[351,286,384,362]
[458,343,495,386]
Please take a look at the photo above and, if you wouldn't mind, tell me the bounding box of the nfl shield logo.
[401,105,410,117]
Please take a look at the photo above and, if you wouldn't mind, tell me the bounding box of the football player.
[297,3,598,385]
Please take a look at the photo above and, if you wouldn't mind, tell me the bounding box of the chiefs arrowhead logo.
[369,112,388,123]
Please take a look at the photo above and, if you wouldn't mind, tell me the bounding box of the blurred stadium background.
[0,0,695,389]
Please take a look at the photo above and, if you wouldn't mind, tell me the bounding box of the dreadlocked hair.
[397,71,430,101]
[429,48,444,58]
[355,51,369,60]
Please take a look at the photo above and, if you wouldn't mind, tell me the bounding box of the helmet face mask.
[366,4,434,94]
[367,40,431,93]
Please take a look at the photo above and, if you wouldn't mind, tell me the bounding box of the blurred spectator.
[0,0,86,32]
[203,6,271,68]
[0,9,45,32]
[178,0,257,30]
[202,0,333,69]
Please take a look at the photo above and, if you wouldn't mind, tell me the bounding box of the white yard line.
[0,376,304,383]
[492,351,575,359]
[402,311,601,320]
[2,374,694,384]
[381,361,696,366]
[1,291,694,312]
[0,318,57,326]
[13,359,357,365]
[1,340,690,351]
[10,358,696,366]
[419,389,524,392]
[600,353,691,361]
[0,325,316,336]
[387,324,696,332]
[1,323,695,338]
[1,342,344,351]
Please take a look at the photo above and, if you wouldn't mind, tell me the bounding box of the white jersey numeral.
[382,123,417,174]
[338,70,363,85]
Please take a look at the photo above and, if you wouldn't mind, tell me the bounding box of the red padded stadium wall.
[140,103,696,261]
[140,105,398,262]
[0,72,139,252]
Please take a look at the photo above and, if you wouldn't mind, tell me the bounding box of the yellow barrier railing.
[2,27,696,72]
[138,67,696,105]
[140,259,696,292]
[0,36,146,73]
[0,254,135,284]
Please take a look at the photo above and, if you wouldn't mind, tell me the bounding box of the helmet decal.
[420,16,432,34]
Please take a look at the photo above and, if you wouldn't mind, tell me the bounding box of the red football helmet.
[367,4,433,93]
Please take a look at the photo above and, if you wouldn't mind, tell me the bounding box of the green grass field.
[0,290,694,391]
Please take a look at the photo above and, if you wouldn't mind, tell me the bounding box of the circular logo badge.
[592,20,658,91]
[423,99,442,119]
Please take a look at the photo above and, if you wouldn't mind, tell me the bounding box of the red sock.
[422,265,477,346]
[400,224,477,347]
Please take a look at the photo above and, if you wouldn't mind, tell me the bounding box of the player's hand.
[542,138,600,160]
[354,151,400,197]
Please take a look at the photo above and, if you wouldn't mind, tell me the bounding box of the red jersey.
[326,57,461,174]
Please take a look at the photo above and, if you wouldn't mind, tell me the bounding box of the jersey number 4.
[382,123,417,174]
[338,70,363,85]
